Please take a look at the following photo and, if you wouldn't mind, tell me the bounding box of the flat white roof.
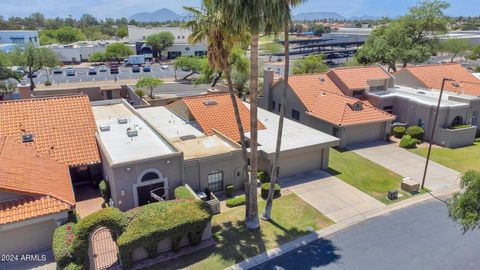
[137,106,237,159]
[244,103,340,154]
[369,86,469,107]
[92,101,175,165]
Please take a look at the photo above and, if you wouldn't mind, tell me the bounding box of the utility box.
[387,190,398,201]
[401,178,420,194]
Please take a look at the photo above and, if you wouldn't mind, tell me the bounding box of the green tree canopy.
[55,26,86,44]
[173,56,207,80]
[145,32,175,60]
[441,39,472,62]
[135,76,164,98]
[292,55,329,75]
[105,43,133,63]
[89,51,107,62]
[449,170,480,232]
[117,25,129,38]
[310,24,331,37]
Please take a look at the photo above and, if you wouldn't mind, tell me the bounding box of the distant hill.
[129,8,184,23]
[294,12,346,21]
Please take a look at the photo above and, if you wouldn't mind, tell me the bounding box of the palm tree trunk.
[246,31,260,230]
[225,65,250,218]
[262,20,290,221]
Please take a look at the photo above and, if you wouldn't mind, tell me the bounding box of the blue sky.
[0,0,477,19]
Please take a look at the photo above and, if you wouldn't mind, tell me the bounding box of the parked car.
[143,65,151,72]
[161,64,169,69]
[66,67,75,76]
[110,65,119,74]
[99,65,108,72]
[88,67,97,75]
[325,60,337,67]
[132,65,140,73]
[53,67,62,74]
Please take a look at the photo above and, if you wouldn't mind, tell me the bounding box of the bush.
[392,126,406,138]
[261,183,281,199]
[44,80,52,86]
[99,180,111,203]
[226,195,246,208]
[406,126,424,140]
[399,135,420,149]
[174,186,196,200]
[52,223,76,269]
[225,184,234,198]
[257,171,270,184]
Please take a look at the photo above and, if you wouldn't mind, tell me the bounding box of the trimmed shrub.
[399,135,420,149]
[392,126,406,138]
[225,184,234,198]
[226,195,246,208]
[257,171,270,184]
[406,126,424,140]
[174,185,196,200]
[117,200,213,268]
[44,80,52,86]
[261,183,281,199]
[52,223,76,269]
[99,180,111,203]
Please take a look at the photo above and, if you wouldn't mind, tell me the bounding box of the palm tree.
[261,0,307,221]
[135,76,163,99]
[184,0,252,218]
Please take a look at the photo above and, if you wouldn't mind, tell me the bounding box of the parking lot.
[28,64,190,85]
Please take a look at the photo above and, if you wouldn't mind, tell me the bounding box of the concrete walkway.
[349,141,460,191]
[281,170,384,223]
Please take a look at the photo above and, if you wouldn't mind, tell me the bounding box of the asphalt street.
[253,198,480,270]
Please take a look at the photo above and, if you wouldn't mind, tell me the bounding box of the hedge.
[392,126,406,138]
[52,223,76,269]
[99,180,111,203]
[257,171,270,184]
[261,183,281,199]
[399,135,420,149]
[406,126,424,140]
[117,200,212,268]
[174,186,196,200]
[226,195,246,208]
[225,184,234,198]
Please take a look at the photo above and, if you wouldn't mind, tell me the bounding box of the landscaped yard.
[409,139,480,173]
[146,193,333,270]
[328,147,420,204]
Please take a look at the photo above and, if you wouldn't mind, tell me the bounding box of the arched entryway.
[451,116,464,127]
[133,169,169,207]
[91,227,119,270]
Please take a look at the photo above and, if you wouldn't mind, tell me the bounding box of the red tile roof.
[401,63,480,96]
[181,93,265,142]
[287,73,395,126]
[328,66,392,90]
[0,136,74,225]
[0,95,100,167]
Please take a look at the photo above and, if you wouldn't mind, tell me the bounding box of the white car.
[99,65,108,72]
[161,64,169,70]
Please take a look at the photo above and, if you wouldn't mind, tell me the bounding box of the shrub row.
[226,195,246,208]
[399,135,420,149]
[174,186,196,200]
[260,183,281,199]
[52,223,76,269]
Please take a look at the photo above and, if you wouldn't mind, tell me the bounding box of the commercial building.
[0,30,40,52]
[44,40,134,63]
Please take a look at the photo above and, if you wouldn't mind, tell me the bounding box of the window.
[207,171,224,192]
[142,172,160,182]
[292,109,300,121]
[278,104,281,112]
[371,85,385,91]
[272,101,276,111]
[352,90,365,98]
[383,105,393,114]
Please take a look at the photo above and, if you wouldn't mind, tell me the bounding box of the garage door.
[0,219,57,255]
[343,122,385,146]
[278,149,324,178]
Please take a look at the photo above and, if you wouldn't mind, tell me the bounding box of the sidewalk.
[225,186,458,270]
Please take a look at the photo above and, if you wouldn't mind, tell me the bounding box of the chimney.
[263,67,275,111]
[17,82,31,100]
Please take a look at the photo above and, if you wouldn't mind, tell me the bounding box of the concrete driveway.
[349,141,460,191]
[281,170,384,223]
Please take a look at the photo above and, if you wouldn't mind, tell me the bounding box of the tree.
[135,77,164,99]
[28,12,45,30]
[311,24,331,37]
[261,0,306,222]
[117,25,129,38]
[105,43,133,64]
[184,0,252,225]
[356,0,449,71]
[441,39,472,63]
[55,26,86,44]
[9,44,58,90]
[0,51,21,82]
[262,42,283,61]
[448,170,480,232]
[292,55,329,75]
[90,51,107,63]
[172,56,206,80]
[145,32,174,60]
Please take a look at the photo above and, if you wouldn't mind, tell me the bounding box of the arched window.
[451,116,464,127]
[141,172,159,182]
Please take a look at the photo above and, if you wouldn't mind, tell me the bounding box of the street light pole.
[420,78,455,189]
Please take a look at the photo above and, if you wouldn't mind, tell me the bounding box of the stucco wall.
[434,126,477,148]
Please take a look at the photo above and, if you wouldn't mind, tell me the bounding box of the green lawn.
[145,193,333,270]
[328,148,419,204]
[409,140,480,173]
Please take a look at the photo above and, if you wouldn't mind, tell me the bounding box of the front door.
[137,182,165,206]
